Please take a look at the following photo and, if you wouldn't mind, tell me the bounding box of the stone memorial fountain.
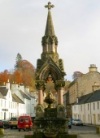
[24,2,77,138]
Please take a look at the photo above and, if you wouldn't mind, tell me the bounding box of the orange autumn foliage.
[11,70,23,84]
[0,70,9,85]
[0,60,35,91]
[14,60,35,90]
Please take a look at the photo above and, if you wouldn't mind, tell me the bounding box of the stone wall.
[69,65,100,104]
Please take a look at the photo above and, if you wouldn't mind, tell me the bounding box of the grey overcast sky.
[0,0,100,81]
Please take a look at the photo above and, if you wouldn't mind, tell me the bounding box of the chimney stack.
[89,64,97,72]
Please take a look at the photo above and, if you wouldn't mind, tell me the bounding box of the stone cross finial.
[45,2,54,10]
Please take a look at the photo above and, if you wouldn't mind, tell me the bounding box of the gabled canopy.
[36,57,65,81]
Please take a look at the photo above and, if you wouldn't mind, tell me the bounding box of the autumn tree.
[0,70,10,85]
[0,53,36,91]
[10,70,23,84]
[15,53,22,69]
[13,58,35,91]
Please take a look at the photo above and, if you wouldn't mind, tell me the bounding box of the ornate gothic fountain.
[25,2,77,138]
[33,2,68,138]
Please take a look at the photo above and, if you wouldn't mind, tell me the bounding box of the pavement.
[77,133,100,138]
[2,133,100,138]
[1,128,100,138]
[68,127,100,138]
[0,129,33,138]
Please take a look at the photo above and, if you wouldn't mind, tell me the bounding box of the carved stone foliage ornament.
[35,80,45,90]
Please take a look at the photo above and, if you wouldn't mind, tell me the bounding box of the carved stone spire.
[45,2,55,36]
[42,2,58,46]
[36,2,66,82]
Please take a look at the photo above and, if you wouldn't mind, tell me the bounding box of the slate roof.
[26,92,34,98]
[87,90,100,103]
[0,92,5,99]
[12,93,24,104]
[0,87,8,96]
[76,89,100,105]
[19,90,31,100]
[77,93,93,104]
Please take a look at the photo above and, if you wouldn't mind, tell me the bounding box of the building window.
[1,112,3,119]
[83,114,85,122]
[11,102,13,108]
[74,105,76,110]
[9,102,10,108]
[0,100,3,107]
[81,105,82,111]
[2,100,4,108]
[98,114,100,122]
[88,114,89,122]
[74,114,77,119]
[9,92,10,98]
[9,113,10,118]
[93,103,95,110]
[97,101,99,110]
[88,104,89,110]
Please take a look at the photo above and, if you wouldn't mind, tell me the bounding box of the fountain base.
[24,133,77,138]
[24,105,77,138]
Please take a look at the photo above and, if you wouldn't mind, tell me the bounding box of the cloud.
[0,0,100,81]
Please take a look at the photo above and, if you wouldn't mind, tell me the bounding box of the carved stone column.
[38,89,43,104]
[35,80,45,105]
[58,87,64,104]
[55,80,65,105]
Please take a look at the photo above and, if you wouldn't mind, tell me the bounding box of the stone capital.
[35,80,45,90]
[55,80,65,90]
